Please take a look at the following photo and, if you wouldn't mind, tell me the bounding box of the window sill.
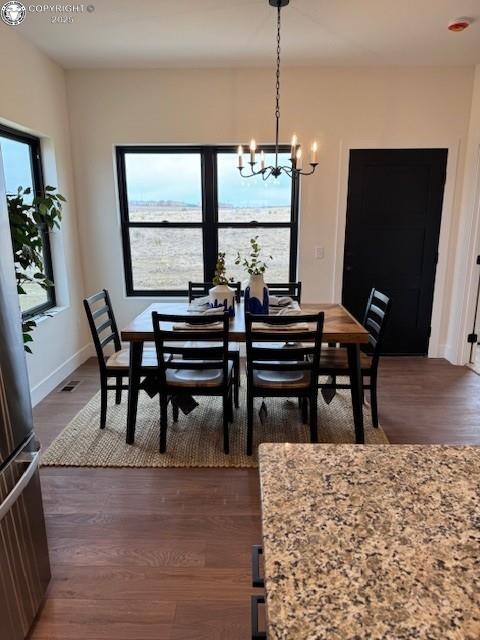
[30,305,68,325]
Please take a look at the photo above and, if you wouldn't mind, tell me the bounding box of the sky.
[0,137,34,202]
[125,151,292,208]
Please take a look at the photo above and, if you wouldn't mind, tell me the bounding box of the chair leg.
[228,390,234,423]
[172,398,179,422]
[159,393,168,453]
[100,376,107,429]
[222,394,230,454]
[115,376,122,405]
[309,392,318,443]
[234,354,240,408]
[301,397,309,424]
[247,393,254,456]
[370,374,379,428]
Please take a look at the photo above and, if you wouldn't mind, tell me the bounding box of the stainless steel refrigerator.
[0,151,51,638]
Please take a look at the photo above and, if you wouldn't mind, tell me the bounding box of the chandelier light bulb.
[290,134,298,160]
[296,146,302,169]
[250,139,257,164]
[260,150,266,170]
[237,145,244,168]
[311,141,318,164]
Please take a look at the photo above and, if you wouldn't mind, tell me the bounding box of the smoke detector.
[448,17,472,32]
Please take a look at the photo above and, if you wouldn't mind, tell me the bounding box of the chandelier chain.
[275,5,281,121]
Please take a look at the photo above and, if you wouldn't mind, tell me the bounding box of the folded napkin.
[173,321,224,331]
[188,296,210,311]
[269,301,300,315]
[269,295,293,307]
[187,304,225,315]
[277,306,301,316]
[253,321,309,332]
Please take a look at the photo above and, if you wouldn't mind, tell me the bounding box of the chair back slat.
[246,312,324,384]
[83,289,121,368]
[99,333,116,350]
[188,281,241,303]
[362,288,392,358]
[96,319,113,336]
[266,282,302,303]
[92,304,110,321]
[152,311,230,387]
[366,316,381,338]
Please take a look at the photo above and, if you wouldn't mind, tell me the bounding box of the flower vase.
[244,274,269,314]
[208,284,236,317]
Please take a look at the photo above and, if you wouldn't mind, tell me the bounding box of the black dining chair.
[152,311,235,454]
[83,289,157,429]
[245,311,324,455]
[187,280,241,408]
[317,288,392,427]
[266,282,302,303]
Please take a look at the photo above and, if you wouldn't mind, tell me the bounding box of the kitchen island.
[258,443,480,640]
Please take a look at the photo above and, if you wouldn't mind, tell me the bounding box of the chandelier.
[237,0,318,181]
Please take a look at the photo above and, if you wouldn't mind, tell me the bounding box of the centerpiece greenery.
[7,185,66,352]
[235,236,273,275]
[212,251,234,286]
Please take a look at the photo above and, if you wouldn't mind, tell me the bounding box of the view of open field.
[129,202,291,290]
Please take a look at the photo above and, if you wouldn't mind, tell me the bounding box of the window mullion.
[202,147,218,282]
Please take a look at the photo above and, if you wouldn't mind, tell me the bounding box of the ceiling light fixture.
[237,0,318,181]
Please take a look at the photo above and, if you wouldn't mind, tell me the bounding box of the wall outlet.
[315,246,324,259]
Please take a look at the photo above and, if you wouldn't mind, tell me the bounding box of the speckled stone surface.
[258,443,480,640]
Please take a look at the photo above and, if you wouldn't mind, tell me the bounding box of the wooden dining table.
[120,301,369,446]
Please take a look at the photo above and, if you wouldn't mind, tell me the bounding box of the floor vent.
[59,380,82,392]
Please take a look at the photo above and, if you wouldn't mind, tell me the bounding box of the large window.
[117,146,299,296]
[0,125,55,316]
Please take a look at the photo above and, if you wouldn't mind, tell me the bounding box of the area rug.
[41,378,389,468]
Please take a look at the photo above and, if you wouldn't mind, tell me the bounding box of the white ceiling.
[13,0,480,69]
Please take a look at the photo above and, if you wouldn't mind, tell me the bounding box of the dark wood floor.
[29,357,480,639]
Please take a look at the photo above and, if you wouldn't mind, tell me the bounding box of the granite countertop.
[258,443,480,640]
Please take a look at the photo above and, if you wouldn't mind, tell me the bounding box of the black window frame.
[0,123,56,318]
[116,145,299,297]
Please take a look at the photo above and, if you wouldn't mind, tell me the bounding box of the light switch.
[315,246,324,259]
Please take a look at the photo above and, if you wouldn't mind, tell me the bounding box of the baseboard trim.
[30,343,94,407]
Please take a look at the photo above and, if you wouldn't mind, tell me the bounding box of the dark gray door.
[342,149,447,355]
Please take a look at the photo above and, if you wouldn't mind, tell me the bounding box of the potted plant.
[209,252,236,317]
[235,236,272,314]
[7,185,66,352]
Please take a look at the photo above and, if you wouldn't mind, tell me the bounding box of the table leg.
[126,341,143,445]
[347,344,364,444]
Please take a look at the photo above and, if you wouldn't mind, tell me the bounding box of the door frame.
[332,139,460,359]
[454,144,480,367]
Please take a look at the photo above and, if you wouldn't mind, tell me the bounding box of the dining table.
[120,301,369,446]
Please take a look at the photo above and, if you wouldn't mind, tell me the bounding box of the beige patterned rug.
[41,379,389,468]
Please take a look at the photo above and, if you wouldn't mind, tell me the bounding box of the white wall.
[0,26,89,404]
[447,65,480,364]
[66,66,474,358]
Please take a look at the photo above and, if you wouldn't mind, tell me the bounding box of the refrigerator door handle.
[0,451,40,523]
